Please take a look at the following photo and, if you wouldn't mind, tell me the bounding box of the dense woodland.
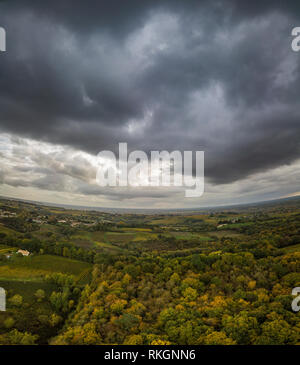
[0,197,299,344]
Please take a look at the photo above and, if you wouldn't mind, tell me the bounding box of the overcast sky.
[0,0,300,209]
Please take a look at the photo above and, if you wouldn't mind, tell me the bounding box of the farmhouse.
[17,249,30,256]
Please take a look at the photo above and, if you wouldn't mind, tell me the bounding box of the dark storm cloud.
[0,0,300,184]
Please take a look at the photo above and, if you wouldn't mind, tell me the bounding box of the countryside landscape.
[1,0,300,350]
[0,196,299,345]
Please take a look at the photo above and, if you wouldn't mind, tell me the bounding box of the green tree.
[35,289,45,302]
[9,294,23,307]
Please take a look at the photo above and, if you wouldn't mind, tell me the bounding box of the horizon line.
[0,194,299,214]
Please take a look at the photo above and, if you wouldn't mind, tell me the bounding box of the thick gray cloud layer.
[1,134,300,208]
[0,0,300,188]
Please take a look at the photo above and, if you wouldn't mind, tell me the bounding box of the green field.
[221,222,254,229]
[70,230,125,251]
[0,224,20,236]
[170,231,213,241]
[0,254,91,281]
[0,244,15,255]
[208,230,244,238]
[71,229,159,249]
[282,243,300,253]
[0,280,56,304]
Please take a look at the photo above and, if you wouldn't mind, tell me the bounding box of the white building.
[17,249,30,257]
